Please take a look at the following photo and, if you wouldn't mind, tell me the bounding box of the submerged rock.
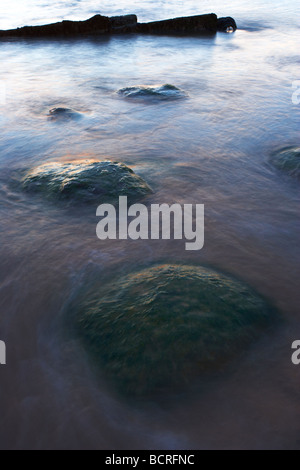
[75,264,275,397]
[270,147,300,178]
[22,160,152,205]
[48,107,83,121]
[118,84,186,101]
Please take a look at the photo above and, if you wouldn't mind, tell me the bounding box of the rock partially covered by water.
[48,107,83,121]
[75,265,274,397]
[118,84,186,101]
[0,14,111,37]
[136,13,218,35]
[0,13,235,38]
[270,147,300,178]
[217,17,237,33]
[22,160,152,205]
[110,15,138,31]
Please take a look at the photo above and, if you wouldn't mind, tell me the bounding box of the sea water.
[0,0,299,450]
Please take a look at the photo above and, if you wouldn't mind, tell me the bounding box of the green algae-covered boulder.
[22,160,152,205]
[270,146,300,178]
[75,264,275,397]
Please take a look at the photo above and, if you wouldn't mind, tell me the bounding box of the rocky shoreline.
[0,13,237,38]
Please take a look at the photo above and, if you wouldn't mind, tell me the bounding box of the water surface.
[0,0,299,450]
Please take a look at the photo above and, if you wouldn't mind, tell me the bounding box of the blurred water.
[0,0,300,450]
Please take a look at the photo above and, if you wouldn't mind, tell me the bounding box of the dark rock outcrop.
[74,264,275,397]
[22,160,152,205]
[135,13,218,35]
[110,14,138,31]
[0,13,235,38]
[0,15,111,38]
[217,17,237,32]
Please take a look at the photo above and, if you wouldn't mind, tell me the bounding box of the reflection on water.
[0,0,300,450]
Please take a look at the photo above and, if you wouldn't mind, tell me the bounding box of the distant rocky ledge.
[0,14,237,38]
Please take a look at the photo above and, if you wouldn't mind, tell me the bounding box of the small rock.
[217,17,237,32]
[48,107,83,121]
[270,146,300,178]
[118,84,187,102]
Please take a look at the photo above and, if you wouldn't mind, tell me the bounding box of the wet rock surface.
[0,13,233,38]
[0,14,111,38]
[22,160,152,205]
[118,84,187,101]
[110,15,138,31]
[74,264,275,397]
[270,147,300,178]
[135,13,218,35]
[217,17,237,32]
[48,107,84,121]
